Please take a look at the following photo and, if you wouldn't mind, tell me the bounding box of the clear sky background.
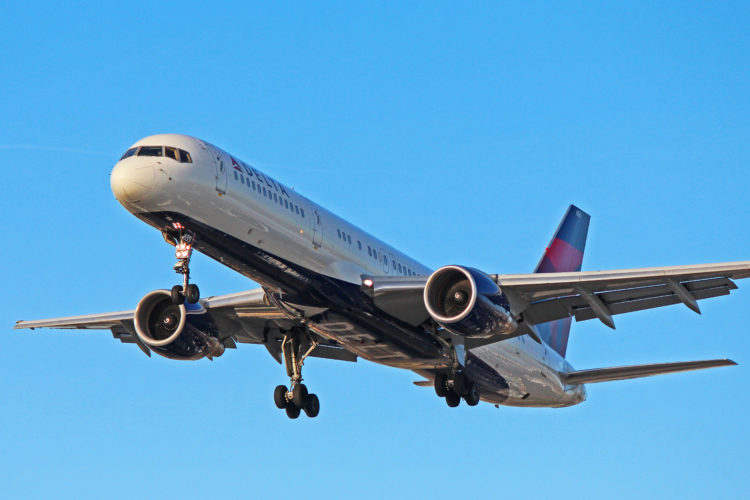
[1,2,749,499]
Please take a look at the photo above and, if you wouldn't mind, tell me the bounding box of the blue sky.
[1,2,749,498]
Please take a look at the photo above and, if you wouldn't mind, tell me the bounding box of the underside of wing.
[14,288,356,363]
[562,359,737,384]
[494,260,750,329]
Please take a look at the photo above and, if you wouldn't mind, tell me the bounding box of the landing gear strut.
[273,328,321,419]
[434,371,480,408]
[167,223,200,305]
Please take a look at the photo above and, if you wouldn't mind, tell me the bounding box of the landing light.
[363,279,374,288]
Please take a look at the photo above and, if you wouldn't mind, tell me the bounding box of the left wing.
[14,288,357,363]
[494,260,750,329]
[363,260,749,331]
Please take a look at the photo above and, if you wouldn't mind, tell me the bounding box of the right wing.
[14,288,357,363]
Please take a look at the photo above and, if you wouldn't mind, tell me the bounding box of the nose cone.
[111,161,155,203]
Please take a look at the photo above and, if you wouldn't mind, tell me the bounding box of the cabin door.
[214,153,227,194]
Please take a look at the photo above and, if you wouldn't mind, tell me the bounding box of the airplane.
[14,134,748,419]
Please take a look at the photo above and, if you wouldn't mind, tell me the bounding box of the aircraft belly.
[135,211,447,369]
[468,341,582,407]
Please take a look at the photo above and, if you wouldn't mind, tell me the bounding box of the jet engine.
[134,290,225,360]
[424,265,517,338]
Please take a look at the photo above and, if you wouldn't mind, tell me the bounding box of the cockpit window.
[125,145,192,163]
[138,146,163,157]
[179,149,192,163]
[120,148,137,160]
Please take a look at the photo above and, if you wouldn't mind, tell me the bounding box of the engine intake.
[134,290,225,360]
[424,265,517,338]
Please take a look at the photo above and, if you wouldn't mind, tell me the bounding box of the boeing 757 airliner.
[15,134,748,418]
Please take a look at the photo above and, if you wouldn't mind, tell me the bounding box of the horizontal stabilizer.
[562,359,737,385]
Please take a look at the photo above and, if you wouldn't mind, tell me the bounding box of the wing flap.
[562,359,737,384]
[572,283,732,322]
[497,260,749,328]
[494,261,750,300]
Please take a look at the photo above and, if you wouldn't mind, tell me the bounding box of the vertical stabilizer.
[533,205,590,357]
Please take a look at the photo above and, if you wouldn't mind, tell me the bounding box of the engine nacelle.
[424,265,517,338]
[134,290,225,361]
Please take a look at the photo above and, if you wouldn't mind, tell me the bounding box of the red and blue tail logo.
[533,205,590,357]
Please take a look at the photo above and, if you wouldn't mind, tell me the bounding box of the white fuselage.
[111,134,585,408]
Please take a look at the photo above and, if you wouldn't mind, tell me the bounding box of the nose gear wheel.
[166,223,200,305]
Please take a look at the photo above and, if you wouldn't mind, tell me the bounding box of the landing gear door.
[311,209,323,248]
[214,152,227,195]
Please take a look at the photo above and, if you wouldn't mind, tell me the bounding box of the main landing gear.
[434,371,480,408]
[273,328,321,419]
[166,223,200,305]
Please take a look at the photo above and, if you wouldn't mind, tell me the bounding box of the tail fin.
[533,205,591,357]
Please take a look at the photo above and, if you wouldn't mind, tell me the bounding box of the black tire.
[292,384,308,408]
[445,390,461,408]
[453,372,467,396]
[171,285,184,305]
[464,382,480,406]
[434,373,448,398]
[185,284,200,304]
[273,385,288,409]
[285,404,301,419]
[304,393,320,418]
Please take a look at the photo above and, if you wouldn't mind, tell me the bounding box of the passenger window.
[165,147,178,160]
[284,200,289,209]
[138,146,163,157]
[347,235,351,244]
[358,241,362,250]
[240,174,244,184]
[234,171,238,180]
[368,246,372,256]
[120,147,137,160]
[301,209,305,217]
[273,193,278,202]
[295,206,299,215]
[179,149,192,163]
[252,181,256,189]
[263,187,267,196]
[398,263,402,273]
[337,229,341,239]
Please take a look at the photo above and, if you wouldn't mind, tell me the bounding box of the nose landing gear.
[273,328,321,419]
[166,223,200,305]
